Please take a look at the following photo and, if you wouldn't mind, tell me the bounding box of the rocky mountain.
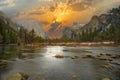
[63,14,113,38]
[0,11,18,43]
[62,6,120,43]
[62,23,83,38]
[63,6,120,40]
[46,22,65,39]
[0,11,19,31]
[82,14,111,32]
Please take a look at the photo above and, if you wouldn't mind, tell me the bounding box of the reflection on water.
[0,46,120,80]
[0,45,19,60]
[43,46,64,57]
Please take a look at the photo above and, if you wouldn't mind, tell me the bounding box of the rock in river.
[5,72,29,80]
[0,60,9,71]
[84,53,93,58]
[106,53,112,56]
[102,77,110,80]
[55,54,64,58]
[70,56,79,59]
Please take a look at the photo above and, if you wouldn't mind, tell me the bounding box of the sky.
[0,0,120,27]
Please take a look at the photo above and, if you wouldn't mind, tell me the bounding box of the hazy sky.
[0,0,120,25]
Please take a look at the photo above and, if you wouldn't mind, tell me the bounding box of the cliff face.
[62,23,83,38]
[62,6,120,39]
[0,11,18,32]
[82,14,111,31]
[46,22,65,39]
[0,11,18,43]
[0,11,18,31]
[84,16,100,29]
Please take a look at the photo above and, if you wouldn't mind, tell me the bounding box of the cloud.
[92,0,120,15]
[13,0,120,24]
[0,0,15,10]
[38,0,53,2]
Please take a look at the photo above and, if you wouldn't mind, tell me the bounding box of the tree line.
[78,6,120,44]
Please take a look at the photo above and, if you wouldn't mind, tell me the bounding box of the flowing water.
[0,45,120,80]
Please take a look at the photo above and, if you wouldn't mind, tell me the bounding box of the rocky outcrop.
[82,14,111,32]
[0,11,18,31]
[47,22,64,39]
[62,23,83,38]
[63,10,119,39]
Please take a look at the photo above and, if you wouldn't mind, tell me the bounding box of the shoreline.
[24,41,119,48]
[0,42,119,47]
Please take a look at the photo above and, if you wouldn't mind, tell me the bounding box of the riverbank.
[24,41,117,48]
[0,41,119,48]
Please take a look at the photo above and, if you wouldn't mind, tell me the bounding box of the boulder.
[99,53,104,56]
[98,57,107,60]
[102,77,110,80]
[106,53,112,56]
[55,54,64,58]
[118,54,120,57]
[97,54,102,57]
[70,56,79,59]
[85,53,93,58]
[110,56,117,58]
[107,58,113,61]
[0,60,8,65]
[0,60,9,71]
[5,72,29,80]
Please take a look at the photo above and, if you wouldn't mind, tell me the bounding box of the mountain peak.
[0,11,7,18]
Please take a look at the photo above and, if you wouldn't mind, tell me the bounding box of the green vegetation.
[0,20,44,44]
[18,28,44,44]
[0,19,18,44]
[0,6,120,44]
[79,6,120,44]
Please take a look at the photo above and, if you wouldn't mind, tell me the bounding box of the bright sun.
[52,2,72,23]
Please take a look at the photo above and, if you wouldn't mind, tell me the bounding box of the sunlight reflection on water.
[0,46,120,80]
[44,46,65,57]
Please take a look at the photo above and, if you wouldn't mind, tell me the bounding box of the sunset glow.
[52,2,72,23]
[11,0,120,32]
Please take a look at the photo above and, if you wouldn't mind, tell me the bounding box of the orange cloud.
[13,0,120,31]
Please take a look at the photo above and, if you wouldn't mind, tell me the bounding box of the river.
[0,45,120,80]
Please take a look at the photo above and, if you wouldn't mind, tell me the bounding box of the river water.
[0,45,120,80]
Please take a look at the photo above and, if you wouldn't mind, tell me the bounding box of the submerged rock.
[55,54,64,58]
[110,56,117,59]
[100,53,104,55]
[72,74,77,78]
[0,60,8,65]
[84,53,93,58]
[117,54,120,57]
[97,53,104,57]
[102,77,110,80]
[97,54,102,57]
[0,60,9,71]
[106,53,112,56]
[107,58,113,61]
[5,72,29,80]
[70,56,79,59]
[98,57,107,60]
